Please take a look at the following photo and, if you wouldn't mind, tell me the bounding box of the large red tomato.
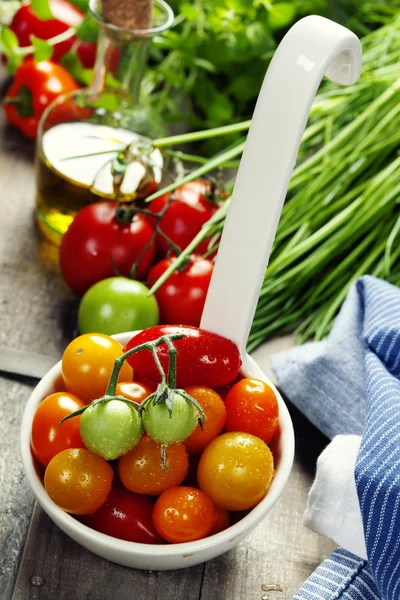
[59,202,155,296]
[10,0,83,63]
[124,325,241,388]
[147,254,213,327]
[148,180,220,256]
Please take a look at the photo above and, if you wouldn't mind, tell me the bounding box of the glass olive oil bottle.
[35,0,173,245]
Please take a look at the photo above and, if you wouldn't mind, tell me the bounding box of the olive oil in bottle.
[36,121,163,244]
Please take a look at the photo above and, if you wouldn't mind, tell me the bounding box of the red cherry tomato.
[31,392,85,466]
[148,180,219,256]
[224,378,279,445]
[210,507,230,535]
[77,42,120,72]
[124,325,241,388]
[4,59,81,140]
[60,202,155,296]
[81,487,164,544]
[76,41,97,69]
[10,0,83,63]
[147,255,213,327]
[153,486,215,543]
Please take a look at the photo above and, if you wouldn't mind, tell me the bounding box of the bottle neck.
[90,29,151,105]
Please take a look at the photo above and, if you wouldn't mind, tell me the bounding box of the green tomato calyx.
[136,332,206,430]
[138,385,205,428]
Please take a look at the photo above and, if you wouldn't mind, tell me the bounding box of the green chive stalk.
[149,15,400,351]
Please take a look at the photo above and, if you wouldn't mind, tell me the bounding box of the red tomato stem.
[114,198,184,278]
[156,228,183,258]
[129,228,157,279]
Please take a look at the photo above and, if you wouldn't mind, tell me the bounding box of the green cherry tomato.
[78,277,159,336]
[142,393,198,445]
[80,399,143,460]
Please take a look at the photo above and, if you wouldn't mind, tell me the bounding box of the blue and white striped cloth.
[271,276,400,600]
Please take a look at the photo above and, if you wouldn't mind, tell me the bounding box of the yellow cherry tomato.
[197,432,274,511]
[62,333,132,404]
[44,448,113,515]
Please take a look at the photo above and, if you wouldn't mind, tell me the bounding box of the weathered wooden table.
[0,99,335,600]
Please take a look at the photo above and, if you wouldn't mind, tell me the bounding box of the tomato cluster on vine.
[31,325,280,545]
[59,179,221,334]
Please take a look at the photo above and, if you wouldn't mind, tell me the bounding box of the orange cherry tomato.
[116,381,152,404]
[183,386,226,455]
[62,333,132,404]
[197,432,274,511]
[153,486,215,543]
[44,448,113,515]
[210,506,230,535]
[118,435,188,496]
[31,392,85,466]
[224,378,279,444]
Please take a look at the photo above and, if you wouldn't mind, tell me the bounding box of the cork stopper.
[102,0,153,30]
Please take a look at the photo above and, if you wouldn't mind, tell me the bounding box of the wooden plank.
[12,503,204,600]
[0,100,78,597]
[0,374,36,600]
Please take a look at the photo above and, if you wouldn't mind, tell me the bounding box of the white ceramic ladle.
[21,16,361,570]
[201,15,361,353]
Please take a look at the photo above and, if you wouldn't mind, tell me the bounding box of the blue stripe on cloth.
[354,278,400,600]
[292,549,379,600]
[289,277,400,600]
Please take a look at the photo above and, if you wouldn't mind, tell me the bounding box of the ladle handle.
[200,15,361,353]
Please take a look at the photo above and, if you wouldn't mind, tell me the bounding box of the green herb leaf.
[195,78,234,123]
[6,54,23,75]
[61,52,93,85]
[30,35,53,62]
[0,26,23,74]
[31,0,54,21]
[267,2,296,31]
[180,3,202,21]
[68,0,90,11]
[76,14,99,43]
[0,26,19,57]
[192,57,217,73]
